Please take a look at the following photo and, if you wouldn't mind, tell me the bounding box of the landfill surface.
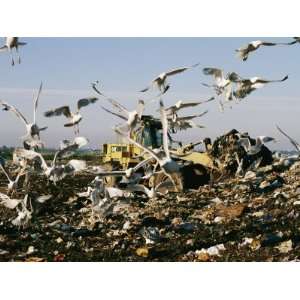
[1,146,300,262]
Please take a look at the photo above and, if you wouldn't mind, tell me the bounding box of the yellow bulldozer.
[100,115,216,190]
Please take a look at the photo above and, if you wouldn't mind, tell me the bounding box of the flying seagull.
[0,82,47,149]
[100,99,145,134]
[233,75,288,100]
[0,37,27,66]
[140,63,200,94]
[165,97,214,116]
[44,97,98,134]
[276,125,300,152]
[202,68,238,102]
[236,40,291,61]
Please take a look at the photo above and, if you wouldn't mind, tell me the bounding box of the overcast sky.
[0,37,299,150]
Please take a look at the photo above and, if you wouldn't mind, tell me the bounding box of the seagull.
[0,37,27,66]
[0,160,27,195]
[100,99,145,134]
[233,75,288,100]
[115,99,182,190]
[140,63,200,94]
[168,111,207,133]
[276,125,300,152]
[165,97,214,117]
[0,82,47,149]
[44,97,98,135]
[202,68,238,102]
[11,194,32,227]
[236,40,291,61]
[238,136,275,155]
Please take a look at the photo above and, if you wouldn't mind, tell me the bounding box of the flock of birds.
[0,36,299,227]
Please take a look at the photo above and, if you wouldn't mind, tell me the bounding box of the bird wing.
[106,98,129,115]
[276,125,300,152]
[254,75,288,84]
[14,148,48,171]
[77,97,99,111]
[73,136,89,148]
[0,101,28,126]
[203,67,223,80]
[33,82,43,124]
[177,110,208,121]
[166,63,200,77]
[0,193,22,209]
[44,106,71,118]
[159,99,170,159]
[101,106,127,121]
[139,85,152,93]
[54,136,88,165]
[0,45,8,52]
[65,160,87,173]
[0,161,11,182]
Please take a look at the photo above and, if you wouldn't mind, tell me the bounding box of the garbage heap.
[208,129,273,177]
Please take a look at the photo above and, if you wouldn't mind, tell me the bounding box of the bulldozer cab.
[101,115,163,170]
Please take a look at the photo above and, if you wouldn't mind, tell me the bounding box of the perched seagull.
[165,97,214,116]
[0,82,47,149]
[0,160,26,195]
[100,99,145,134]
[44,97,98,134]
[233,75,288,100]
[115,99,181,190]
[0,37,27,66]
[276,125,300,152]
[202,68,238,102]
[238,136,275,155]
[236,40,291,61]
[140,63,200,94]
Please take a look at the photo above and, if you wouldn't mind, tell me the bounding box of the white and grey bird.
[140,63,200,94]
[0,82,47,149]
[11,194,32,227]
[165,97,214,116]
[0,37,27,66]
[233,75,288,100]
[276,125,300,153]
[202,68,238,102]
[238,136,275,155]
[168,110,207,132]
[236,40,291,61]
[101,99,145,134]
[44,97,98,134]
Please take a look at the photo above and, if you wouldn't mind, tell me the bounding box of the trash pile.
[1,129,300,262]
